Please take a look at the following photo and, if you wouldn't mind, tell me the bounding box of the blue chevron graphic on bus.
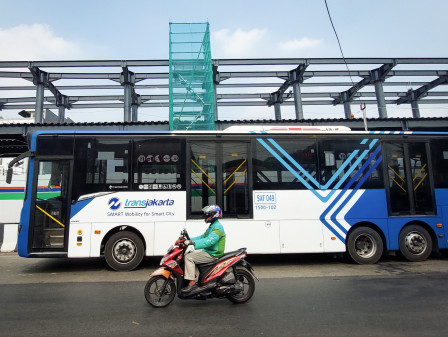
[256,137,379,202]
[256,136,382,244]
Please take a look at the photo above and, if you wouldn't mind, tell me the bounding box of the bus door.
[384,142,435,215]
[31,160,72,252]
[189,141,250,217]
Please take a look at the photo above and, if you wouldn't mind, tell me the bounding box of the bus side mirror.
[6,167,13,184]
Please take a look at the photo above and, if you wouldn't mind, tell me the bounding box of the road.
[1,253,448,337]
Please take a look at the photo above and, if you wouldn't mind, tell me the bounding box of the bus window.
[385,143,410,214]
[253,138,317,190]
[189,141,250,217]
[409,142,433,214]
[190,143,217,214]
[36,135,74,156]
[133,139,184,190]
[384,142,434,215]
[72,138,130,199]
[222,143,249,216]
[431,139,448,188]
[33,160,70,250]
[318,138,383,190]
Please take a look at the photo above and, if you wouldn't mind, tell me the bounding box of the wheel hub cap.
[113,239,136,263]
[406,232,426,254]
[355,234,376,258]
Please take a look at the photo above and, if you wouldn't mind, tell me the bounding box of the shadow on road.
[246,251,445,266]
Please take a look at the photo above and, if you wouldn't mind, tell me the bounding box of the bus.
[1,157,26,252]
[1,157,27,224]
[5,126,448,270]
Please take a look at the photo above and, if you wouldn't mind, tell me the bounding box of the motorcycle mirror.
[6,168,13,184]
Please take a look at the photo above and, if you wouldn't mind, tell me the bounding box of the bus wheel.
[347,227,383,264]
[399,225,432,262]
[105,231,144,271]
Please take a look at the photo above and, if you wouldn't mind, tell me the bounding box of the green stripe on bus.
[0,193,25,200]
[0,192,61,200]
[37,192,61,199]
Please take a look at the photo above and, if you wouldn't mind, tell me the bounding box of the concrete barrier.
[0,223,18,252]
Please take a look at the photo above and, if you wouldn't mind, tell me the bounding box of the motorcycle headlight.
[160,255,168,265]
[160,245,174,265]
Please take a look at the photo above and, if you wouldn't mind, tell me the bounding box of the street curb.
[0,223,18,252]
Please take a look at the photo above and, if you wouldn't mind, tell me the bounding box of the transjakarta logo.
[108,197,175,209]
[108,197,122,210]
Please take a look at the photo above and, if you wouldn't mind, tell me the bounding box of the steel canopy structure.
[0,57,448,123]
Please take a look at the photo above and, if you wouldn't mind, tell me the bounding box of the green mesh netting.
[169,22,215,130]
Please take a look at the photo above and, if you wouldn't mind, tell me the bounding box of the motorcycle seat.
[197,248,246,268]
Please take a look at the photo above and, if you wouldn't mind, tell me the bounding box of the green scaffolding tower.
[169,22,215,130]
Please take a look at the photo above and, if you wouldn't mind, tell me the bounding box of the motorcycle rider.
[182,205,226,293]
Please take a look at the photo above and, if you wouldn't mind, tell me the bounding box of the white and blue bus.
[6,126,448,270]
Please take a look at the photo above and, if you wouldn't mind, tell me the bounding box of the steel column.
[58,105,66,123]
[292,81,304,119]
[57,95,69,123]
[123,83,132,122]
[35,78,45,123]
[411,100,420,118]
[374,81,387,118]
[131,104,138,121]
[28,67,46,123]
[274,102,281,120]
[214,84,219,121]
[344,102,352,118]
[121,67,135,122]
[213,65,220,122]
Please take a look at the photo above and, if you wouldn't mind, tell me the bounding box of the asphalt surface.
[1,252,448,337]
[1,252,448,284]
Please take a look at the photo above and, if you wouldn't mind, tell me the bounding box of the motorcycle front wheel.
[227,268,255,304]
[144,276,176,308]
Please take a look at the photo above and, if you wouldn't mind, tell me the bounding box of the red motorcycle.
[144,229,256,308]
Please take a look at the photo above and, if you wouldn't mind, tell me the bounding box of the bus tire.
[346,227,383,264]
[104,231,144,271]
[398,225,432,262]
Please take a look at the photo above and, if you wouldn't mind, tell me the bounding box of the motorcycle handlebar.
[182,228,190,240]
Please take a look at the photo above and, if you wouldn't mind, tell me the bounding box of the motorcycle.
[144,228,256,308]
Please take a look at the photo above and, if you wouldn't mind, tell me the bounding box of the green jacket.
[191,220,226,257]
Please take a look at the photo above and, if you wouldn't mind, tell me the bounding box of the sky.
[1,0,448,122]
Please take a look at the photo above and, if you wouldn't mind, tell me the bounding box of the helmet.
[202,205,222,224]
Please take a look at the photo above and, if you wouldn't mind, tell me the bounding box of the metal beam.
[396,76,448,104]
[1,58,448,123]
[333,62,396,104]
[267,64,308,119]
[5,98,448,111]
[395,76,448,118]
[3,91,448,107]
[2,81,436,91]
[2,99,448,109]
[28,66,72,123]
[4,69,443,81]
[2,58,448,69]
[6,91,436,104]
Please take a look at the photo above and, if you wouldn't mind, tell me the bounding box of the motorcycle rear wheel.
[227,268,255,304]
[144,276,176,308]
